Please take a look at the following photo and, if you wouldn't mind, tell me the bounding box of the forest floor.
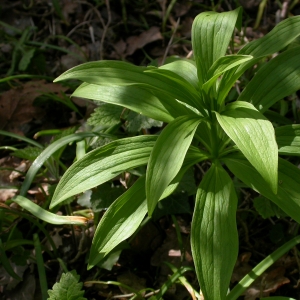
[1,1,300,299]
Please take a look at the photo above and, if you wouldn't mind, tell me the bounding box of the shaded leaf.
[253,196,286,219]
[87,103,123,127]
[88,176,147,268]
[125,111,163,132]
[47,270,86,300]
[276,124,300,156]
[224,154,300,224]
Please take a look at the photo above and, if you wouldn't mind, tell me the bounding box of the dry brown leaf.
[0,80,68,134]
[244,267,290,300]
[125,26,163,56]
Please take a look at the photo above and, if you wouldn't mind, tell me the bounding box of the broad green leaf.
[238,47,300,112]
[144,68,202,113]
[73,83,174,123]
[13,196,87,225]
[203,54,252,93]
[47,270,87,300]
[159,59,199,90]
[218,15,300,105]
[55,60,199,114]
[276,124,300,156]
[146,115,202,215]
[88,176,147,268]
[192,7,242,86]
[50,135,157,208]
[191,163,238,300]
[54,60,147,84]
[224,154,300,224]
[88,153,203,269]
[239,16,300,57]
[216,101,278,193]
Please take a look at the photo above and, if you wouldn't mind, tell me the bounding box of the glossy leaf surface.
[238,47,300,112]
[216,101,278,193]
[88,176,147,268]
[50,136,157,208]
[146,116,202,215]
[191,164,238,300]
[218,15,300,104]
[192,7,241,86]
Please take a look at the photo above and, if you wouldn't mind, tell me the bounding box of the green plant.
[14,7,300,300]
[47,270,87,300]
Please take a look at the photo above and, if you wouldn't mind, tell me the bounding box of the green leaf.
[18,48,35,71]
[12,147,42,161]
[143,68,202,112]
[192,7,242,86]
[203,54,252,93]
[253,196,286,219]
[47,270,87,300]
[216,101,278,193]
[73,83,174,123]
[238,47,300,112]
[276,124,300,156]
[218,15,300,105]
[90,183,124,212]
[125,111,163,132]
[88,150,204,269]
[50,135,157,208]
[55,60,200,118]
[13,196,87,225]
[191,163,238,300]
[224,154,300,224]
[20,132,104,196]
[87,103,123,127]
[159,59,199,90]
[88,176,147,268]
[146,115,202,215]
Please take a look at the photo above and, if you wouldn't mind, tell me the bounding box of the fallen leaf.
[125,26,163,56]
[0,80,68,134]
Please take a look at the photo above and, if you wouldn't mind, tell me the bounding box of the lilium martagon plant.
[48,7,300,300]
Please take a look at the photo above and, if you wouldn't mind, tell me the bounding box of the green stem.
[33,234,48,300]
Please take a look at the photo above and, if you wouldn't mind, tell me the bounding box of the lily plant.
[16,7,300,300]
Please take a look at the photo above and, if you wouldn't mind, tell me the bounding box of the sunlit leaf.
[238,47,300,112]
[191,163,238,300]
[216,101,278,193]
[192,7,242,86]
[50,135,157,208]
[218,15,300,104]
